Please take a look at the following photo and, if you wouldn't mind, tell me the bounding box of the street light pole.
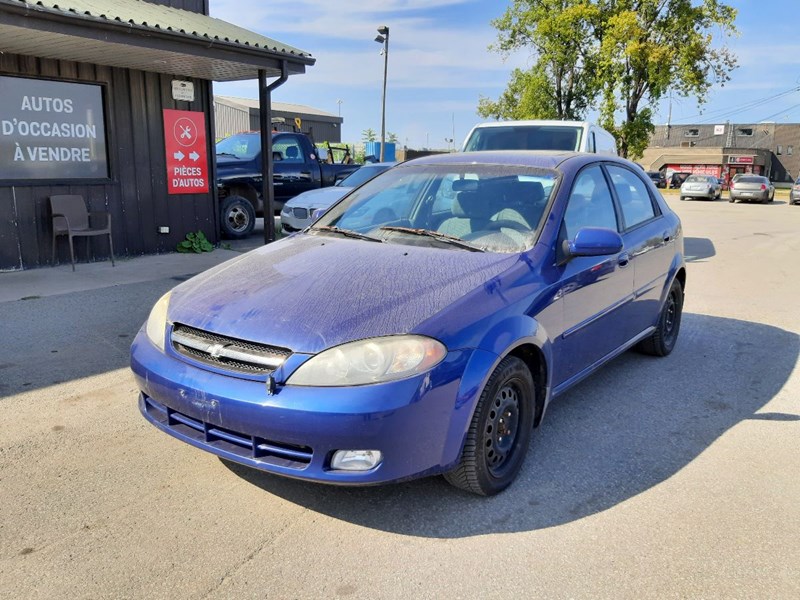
[375,25,389,162]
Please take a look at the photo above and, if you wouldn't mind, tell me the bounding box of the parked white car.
[461,120,618,155]
[281,162,396,233]
[680,174,722,201]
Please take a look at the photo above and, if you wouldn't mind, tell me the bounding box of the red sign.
[728,156,754,164]
[163,109,209,194]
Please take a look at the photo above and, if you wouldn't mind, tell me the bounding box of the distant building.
[641,123,800,187]
[214,96,342,143]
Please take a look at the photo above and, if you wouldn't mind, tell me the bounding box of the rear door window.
[605,165,657,230]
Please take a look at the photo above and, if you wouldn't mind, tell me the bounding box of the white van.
[461,120,618,156]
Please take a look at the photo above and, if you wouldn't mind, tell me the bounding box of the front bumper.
[131,331,485,485]
[280,211,313,232]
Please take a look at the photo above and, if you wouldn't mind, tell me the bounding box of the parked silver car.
[680,174,721,201]
[729,175,775,204]
[789,178,800,205]
[281,162,396,233]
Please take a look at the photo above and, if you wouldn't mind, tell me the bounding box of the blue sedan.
[131,152,685,496]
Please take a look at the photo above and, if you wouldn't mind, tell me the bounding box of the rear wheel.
[444,356,535,496]
[220,196,256,239]
[637,279,684,357]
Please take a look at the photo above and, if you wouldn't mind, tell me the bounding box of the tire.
[637,278,684,357]
[444,356,535,496]
[220,195,256,239]
[680,196,686,201]
[729,197,736,203]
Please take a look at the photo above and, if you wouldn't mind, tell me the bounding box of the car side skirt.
[551,326,656,399]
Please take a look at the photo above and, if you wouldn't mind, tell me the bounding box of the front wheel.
[637,279,684,357]
[444,356,535,496]
[220,196,256,239]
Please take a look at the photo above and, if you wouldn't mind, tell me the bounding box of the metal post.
[378,27,389,162]
[259,62,289,245]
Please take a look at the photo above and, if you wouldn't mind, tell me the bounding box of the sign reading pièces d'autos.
[0,76,108,180]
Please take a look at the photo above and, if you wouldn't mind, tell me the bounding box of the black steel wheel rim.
[663,289,678,341]
[484,383,521,477]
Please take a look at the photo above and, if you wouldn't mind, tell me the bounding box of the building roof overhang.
[0,0,315,81]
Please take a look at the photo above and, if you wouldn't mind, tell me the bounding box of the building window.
[789,146,794,156]
[737,128,753,136]
[778,145,783,155]
[684,129,700,137]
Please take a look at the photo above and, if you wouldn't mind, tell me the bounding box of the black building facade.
[0,0,313,271]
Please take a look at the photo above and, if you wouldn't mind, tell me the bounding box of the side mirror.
[564,227,623,258]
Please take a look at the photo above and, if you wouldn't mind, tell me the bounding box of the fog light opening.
[331,450,382,471]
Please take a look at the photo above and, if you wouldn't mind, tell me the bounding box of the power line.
[672,86,800,124]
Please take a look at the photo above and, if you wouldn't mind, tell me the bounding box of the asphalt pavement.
[1,200,798,599]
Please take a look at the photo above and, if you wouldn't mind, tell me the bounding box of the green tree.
[387,132,399,144]
[480,0,601,121]
[596,0,737,159]
[482,0,738,159]
[361,128,377,142]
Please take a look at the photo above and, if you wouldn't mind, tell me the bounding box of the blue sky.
[211,0,800,150]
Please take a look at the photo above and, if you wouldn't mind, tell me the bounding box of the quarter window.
[605,165,657,229]
[563,166,618,239]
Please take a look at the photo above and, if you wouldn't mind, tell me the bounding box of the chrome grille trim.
[171,323,291,375]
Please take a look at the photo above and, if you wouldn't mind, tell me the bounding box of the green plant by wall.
[177,231,214,253]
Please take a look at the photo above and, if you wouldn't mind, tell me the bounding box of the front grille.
[143,396,313,469]
[171,323,291,376]
[292,207,309,219]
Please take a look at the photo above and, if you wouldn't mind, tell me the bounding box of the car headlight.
[287,335,447,387]
[145,291,172,352]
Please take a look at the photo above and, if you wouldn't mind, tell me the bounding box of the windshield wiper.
[216,152,240,159]
[379,226,485,252]
[314,225,385,243]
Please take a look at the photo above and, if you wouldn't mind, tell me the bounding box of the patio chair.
[50,195,115,271]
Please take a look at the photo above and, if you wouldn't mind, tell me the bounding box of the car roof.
[400,150,637,172]
[469,120,590,129]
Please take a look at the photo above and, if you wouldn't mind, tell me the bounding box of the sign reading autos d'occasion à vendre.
[0,75,108,180]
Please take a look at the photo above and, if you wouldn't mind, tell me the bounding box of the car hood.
[167,234,518,354]
[284,187,351,210]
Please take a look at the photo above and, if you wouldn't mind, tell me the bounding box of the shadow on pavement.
[684,237,716,262]
[224,313,798,538]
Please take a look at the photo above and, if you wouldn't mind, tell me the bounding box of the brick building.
[640,123,800,187]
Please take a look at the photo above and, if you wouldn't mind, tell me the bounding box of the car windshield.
[738,176,763,184]
[463,125,582,152]
[685,175,707,183]
[216,133,260,159]
[311,164,559,253]
[338,164,392,188]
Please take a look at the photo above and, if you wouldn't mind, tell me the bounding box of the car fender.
[439,315,553,470]
[659,250,687,306]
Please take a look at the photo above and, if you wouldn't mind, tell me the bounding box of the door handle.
[617,252,630,267]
